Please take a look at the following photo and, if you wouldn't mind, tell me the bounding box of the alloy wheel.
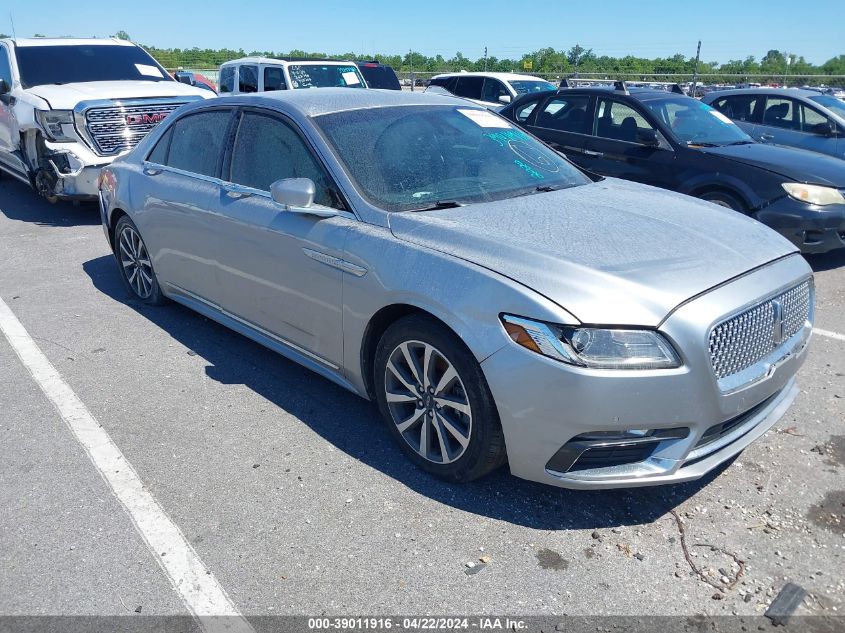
[118,224,154,299]
[384,340,472,464]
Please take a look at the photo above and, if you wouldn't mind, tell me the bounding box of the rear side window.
[454,76,484,100]
[228,112,344,209]
[536,95,592,134]
[762,98,798,130]
[711,95,762,122]
[263,66,286,91]
[147,127,172,164]
[218,66,235,93]
[238,65,258,93]
[165,110,231,177]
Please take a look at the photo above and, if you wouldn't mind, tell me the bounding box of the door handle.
[760,133,774,141]
[583,150,604,157]
[143,166,162,176]
[223,183,254,199]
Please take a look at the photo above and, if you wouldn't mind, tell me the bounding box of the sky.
[3,0,842,65]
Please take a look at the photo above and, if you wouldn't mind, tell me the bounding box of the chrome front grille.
[84,102,185,155]
[709,280,811,385]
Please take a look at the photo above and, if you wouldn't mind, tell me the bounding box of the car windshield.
[509,80,557,95]
[810,95,845,119]
[314,105,591,212]
[15,44,172,88]
[644,97,753,146]
[287,64,366,89]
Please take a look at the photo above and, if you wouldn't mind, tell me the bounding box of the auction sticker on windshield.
[342,71,361,85]
[457,108,511,128]
[134,63,163,78]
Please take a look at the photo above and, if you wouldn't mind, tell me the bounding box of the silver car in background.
[98,90,814,489]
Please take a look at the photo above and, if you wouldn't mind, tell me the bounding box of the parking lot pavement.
[0,175,843,621]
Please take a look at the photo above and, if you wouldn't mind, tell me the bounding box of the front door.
[207,109,352,367]
[524,93,596,169]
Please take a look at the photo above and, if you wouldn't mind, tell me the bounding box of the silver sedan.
[98,89,814,489]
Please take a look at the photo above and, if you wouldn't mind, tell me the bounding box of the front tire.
[114,216,167,305]
[699,190,745,212]
[374,315,506,482]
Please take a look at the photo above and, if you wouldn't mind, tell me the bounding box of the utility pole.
[409,48,414,92]
[690,40,701,97]
[783,52,791,87]
[484,46,488,72]
[574,43,580,77]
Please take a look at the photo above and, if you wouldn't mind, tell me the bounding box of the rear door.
[585,97,676,189]
[205,108,353,367]
[138,108,233,303]
[523,93,595,168]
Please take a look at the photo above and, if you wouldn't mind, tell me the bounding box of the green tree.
[114,30,131,40]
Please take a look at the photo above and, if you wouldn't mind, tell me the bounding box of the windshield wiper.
[534,185,562,192]
[686,141,721,147]
[725,140,754,146]
[408,200,466,212]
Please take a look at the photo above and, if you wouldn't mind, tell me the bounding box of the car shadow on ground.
[0,178,101,227]
[805,249,845,273]
[83,254,723,531]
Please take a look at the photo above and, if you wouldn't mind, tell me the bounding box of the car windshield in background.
[16,45,171,88]
[510,80,557,95]
[809,95,845,119]
[315,105,591,212]
[644,97,753,146]
[288,64,366,89]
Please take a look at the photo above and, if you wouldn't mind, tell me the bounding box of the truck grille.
[709,281,811,383]
[84,102,186,155]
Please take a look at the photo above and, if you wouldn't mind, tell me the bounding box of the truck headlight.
[501,315,681,370]
[782,183,845,206]
[36,110,76,142]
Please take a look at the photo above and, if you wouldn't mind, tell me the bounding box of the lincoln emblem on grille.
[772,299,785,345]
[125,113,168,125]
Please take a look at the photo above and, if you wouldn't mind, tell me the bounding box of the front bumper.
[42,139,113,199]
[480,254,812,489]
[755,196,845,254]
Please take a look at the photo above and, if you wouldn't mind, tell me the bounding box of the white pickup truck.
[0,38,212,201]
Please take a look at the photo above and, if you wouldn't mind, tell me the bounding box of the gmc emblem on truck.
[126,113,168,125]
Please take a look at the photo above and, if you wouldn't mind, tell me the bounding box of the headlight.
[782,183,845,206]
[36,110,76,142]
[500,315,681,370]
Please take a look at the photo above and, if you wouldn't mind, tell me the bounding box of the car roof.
[704,87,823,99]
[207,87,470,117]
[7,37,134,47]
[220,56,356,67]
[546,86,685,102]
[432,72,551,83]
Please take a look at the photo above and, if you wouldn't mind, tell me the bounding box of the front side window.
[228,112,343,209]
[0,46,12,87]
[643,97,752,146]
[15,44,171,88]
[762,98,798,130]
[315,105,590,212]
[218,66,235,93]
[481,78,509,103]
[238,65,258,93]
[798,103,829,133]
[287,64,365,89]
[595,99,654,143]
[263,66,286,91]
[165,110,231,177]
[536,95,592,134]
[514,100,539,123]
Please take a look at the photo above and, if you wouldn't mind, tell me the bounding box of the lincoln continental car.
[98,89,814,489]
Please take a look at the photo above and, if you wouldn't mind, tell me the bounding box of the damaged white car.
[0,37,212,201]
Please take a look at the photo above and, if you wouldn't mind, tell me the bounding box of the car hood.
[701,143,845,186]
[389,179,797,326]
[28,80,212,110]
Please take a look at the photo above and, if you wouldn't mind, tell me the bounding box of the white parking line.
[814,327,845,342]
[0,297,254,633]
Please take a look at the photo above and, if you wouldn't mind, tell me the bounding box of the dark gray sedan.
[98,89,813,489]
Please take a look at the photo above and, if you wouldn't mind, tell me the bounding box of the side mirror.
[637,128,660,147]
[811,122,833,137]
[498,95,512,104]
[0,79,11,105]
[270,178,337,218]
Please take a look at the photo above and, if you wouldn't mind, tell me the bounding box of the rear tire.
[698,190,745,212]
[374,314,507,482]
[114,215,167,306]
